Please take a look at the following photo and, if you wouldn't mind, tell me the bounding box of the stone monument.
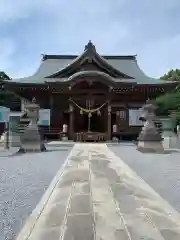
[18,98,46,153]
[137,100,164,153]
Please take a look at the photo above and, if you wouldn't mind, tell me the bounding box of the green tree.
[155,91,180,113]
[160,69,180,81]
[0,72,21,110]
[0,71,11,81]
[155,69,180,122]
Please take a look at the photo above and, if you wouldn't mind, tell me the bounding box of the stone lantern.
[137,100,164,153]
[18,98,46,153]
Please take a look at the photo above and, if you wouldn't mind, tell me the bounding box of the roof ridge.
[42,54,137,61]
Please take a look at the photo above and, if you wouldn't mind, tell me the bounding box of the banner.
[0,106,10,122]
[129,108,143,126]
[38,109,50,126]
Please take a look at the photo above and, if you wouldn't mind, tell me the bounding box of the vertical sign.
[0,106,10,122]
[38,109,50,126]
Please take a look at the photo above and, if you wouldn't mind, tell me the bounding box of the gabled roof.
[11,41,174,85]
[45,41,133,80]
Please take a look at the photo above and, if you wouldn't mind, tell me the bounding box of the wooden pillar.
[107,102,111,140]
[69,104,74,140]
[50,94,53,129]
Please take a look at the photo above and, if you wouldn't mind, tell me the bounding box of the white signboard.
[38,109,50,126]
[129,108,143,126]
[0,106,10,122]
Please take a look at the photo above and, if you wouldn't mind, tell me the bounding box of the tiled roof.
[11,41,172,85]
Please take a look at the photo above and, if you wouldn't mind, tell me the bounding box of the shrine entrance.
[67,78,112,142]
[71,98,108,142]
[74,111,105,133]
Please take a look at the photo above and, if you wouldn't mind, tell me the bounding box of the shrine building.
[3,41,176,141]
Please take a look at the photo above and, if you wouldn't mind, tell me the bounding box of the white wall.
[129,109,143,126]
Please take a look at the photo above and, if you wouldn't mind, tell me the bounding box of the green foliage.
[160,69,180,81]
[155,68,180,122]
[155,92,178,113]
[0,72,20,110]
[0,72,11,81]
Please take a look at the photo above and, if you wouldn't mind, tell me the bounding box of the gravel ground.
[109,143,180,212]
[0,145,73,240]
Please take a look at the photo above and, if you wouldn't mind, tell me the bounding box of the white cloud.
[0,0,61,22]
[0,0,179,78]
[0,1,36,22]
[0,38,16,71]
[138,34,180,78]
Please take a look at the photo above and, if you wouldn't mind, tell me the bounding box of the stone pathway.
[17,143,180,240]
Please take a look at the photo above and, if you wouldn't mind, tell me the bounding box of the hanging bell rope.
[69,98,107,114]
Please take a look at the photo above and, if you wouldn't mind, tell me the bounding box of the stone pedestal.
[19,125,41,152]
[137,125,164,153]
[162,130,177,149]
[10,131,21,147]
[161,118,177,149]
[62,133,68,141]
[137,141,164,153]
[137,101,164,153]
[18,99,46,153]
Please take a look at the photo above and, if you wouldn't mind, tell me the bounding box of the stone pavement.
[17,143,180,240]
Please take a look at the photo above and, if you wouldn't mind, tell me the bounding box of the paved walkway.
[17,144,180,240]
[109,143,180,213]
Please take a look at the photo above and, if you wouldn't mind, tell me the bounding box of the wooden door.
[116,108,128,132]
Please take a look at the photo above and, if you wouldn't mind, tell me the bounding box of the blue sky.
[0,0,180,78]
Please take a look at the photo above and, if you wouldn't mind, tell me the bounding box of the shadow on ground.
[0,147,69,158]
[137,149,179,154]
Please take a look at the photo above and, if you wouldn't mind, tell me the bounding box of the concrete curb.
[16,145,76,240]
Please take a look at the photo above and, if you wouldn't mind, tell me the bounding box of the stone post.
[18,98,46,153]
